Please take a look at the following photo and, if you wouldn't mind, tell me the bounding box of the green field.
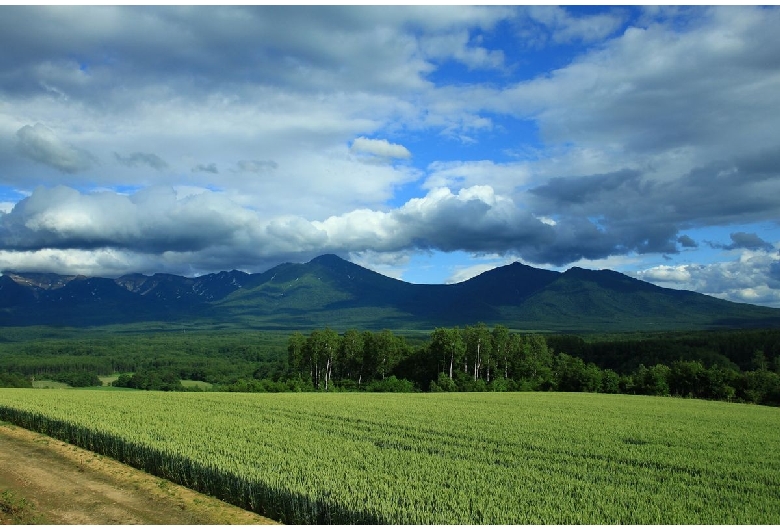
[31,380,70,389]
[180,379,213,389]
[0,390,778,524]
[98,374,119,386]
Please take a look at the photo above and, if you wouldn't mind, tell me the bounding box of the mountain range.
[1,254,779,332]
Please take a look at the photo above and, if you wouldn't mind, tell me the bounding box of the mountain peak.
[5,272,79,290]
[308,254,348,266]
[561,265,663,294]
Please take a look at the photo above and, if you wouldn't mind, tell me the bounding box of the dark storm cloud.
[309,186,678,267]
[527,169,678,263]
[725,232,774,251]
[523,147,780,264]
[673,152,780,223]
[114,152,169,171]
[707,232,774,252]
[677,235,697,248]
[530,169,644,209]
[394,192,552,255]
[15,124,96,174]
[531,150,780,227]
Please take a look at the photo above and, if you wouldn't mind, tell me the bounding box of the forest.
[282,325,780,406]
[1,326,779,407]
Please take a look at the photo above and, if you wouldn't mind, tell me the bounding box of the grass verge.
[1,489,41,524]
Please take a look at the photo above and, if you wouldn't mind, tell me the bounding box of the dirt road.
[0,423,278,524]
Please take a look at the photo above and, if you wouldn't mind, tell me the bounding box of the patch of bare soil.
[0,423,279,524]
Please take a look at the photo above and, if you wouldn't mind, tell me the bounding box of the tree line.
[282,325,780,406]
[2,325,779,406]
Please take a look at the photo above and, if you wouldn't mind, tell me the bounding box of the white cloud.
[502,6,780,167]
[350,137,411,160]
[0,184,553,275]
[524,6,626,44]
[425,160,532,195]
[420,31,505,70]
[348,249,413,281]
[634,248,780,307]
[634,264,692,284]
[0,248,153,277]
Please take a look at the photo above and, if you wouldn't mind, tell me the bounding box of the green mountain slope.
[1,254,779,331]
[499,267,780,331]
[211,255,420,329]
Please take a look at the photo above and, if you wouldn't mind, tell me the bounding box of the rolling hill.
[1,254,779,332]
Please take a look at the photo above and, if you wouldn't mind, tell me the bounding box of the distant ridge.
[2,254,779,331]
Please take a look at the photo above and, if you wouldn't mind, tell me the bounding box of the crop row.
[0,390,778,524]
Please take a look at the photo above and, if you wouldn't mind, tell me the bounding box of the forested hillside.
[2,254,780,330]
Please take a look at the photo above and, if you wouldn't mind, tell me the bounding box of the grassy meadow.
[0,390,778,524]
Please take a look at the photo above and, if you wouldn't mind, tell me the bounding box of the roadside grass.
[0,489,41,524]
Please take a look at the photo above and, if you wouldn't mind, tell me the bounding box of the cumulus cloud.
[634,264,692,284]
[425,160,531,194]
[350,137,411,160]
[16,123,96,173]
[0,248,154,277]
[114,152,169,170]
[6,181,770,278]
[634,249,780,307]
[0,184,609,273]
[0,186,259,254]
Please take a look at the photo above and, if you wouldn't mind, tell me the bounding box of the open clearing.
[0,423,277,524]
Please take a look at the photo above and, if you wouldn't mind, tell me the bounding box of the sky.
[1,5,780,307]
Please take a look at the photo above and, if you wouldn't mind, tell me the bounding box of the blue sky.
[1,6,780,307]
